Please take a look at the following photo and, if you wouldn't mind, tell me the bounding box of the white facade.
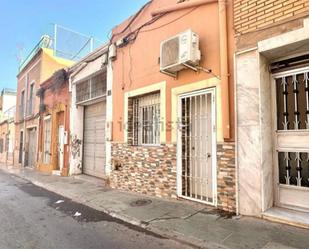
[0,90,16,122]
[69,46,112,177]
[236,18,309,216]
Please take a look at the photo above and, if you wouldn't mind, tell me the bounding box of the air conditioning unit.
[160,29,201,77]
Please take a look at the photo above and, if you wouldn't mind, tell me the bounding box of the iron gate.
[177,89,216,205]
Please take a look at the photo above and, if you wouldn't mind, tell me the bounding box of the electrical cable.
[109,0,153,42]
[140,7,198,33]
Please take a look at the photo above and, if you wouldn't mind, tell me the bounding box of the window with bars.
[132,92,160,145]
[276,70,309,188]
[278,152,309,187]
[76,72,106,104]
[43,118,51,164]
[276,71,309,130]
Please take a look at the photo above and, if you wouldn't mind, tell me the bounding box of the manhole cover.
[70,181,83,185]
[130,199,152,207]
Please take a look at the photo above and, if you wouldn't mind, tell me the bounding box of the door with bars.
[273,68,309,211]
[177,89,216,205]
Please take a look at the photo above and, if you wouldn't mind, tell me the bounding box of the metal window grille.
[132,92,160,145]
[278,152,309,187]
[76,80,90,103]
[91,73,106,98]
[43,118,51,164]
[276,71,309,130]
[76,72,106,104]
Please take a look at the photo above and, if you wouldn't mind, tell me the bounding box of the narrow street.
[0,171,192,249]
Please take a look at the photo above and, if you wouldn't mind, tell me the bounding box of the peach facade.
[37,70,70,175]
[111,0,235,143]
[109,0,236,212]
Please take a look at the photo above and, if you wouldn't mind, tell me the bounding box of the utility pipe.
[218,0,231,139]
[151,0,217,16]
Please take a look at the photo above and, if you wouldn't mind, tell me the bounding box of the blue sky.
[0,0,148,90]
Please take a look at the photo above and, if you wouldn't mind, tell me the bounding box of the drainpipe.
[22,74,29,167]
[218,0,230,140]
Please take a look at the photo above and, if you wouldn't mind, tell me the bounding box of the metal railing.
[0,106,16,122]
[18,35,53,73]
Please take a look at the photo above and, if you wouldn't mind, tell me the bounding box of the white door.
[273,68,309,212]
[58,125,65,171]
[177,89,216,205]
[83,101,106,178]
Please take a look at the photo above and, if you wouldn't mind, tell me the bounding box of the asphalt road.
[0,170,193,249]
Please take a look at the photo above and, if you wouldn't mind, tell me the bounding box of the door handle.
[207,153,211,158]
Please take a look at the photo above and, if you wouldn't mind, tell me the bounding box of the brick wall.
[110,142,236,212]
[234,0,309,34]
[217,142,236,213]
[110,143,178,198]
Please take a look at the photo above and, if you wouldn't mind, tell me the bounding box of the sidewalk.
[2,165,309,249]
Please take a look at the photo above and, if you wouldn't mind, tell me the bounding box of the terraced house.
[36,69,71,176]
[0,89,16,165]
[108,0,236,212]
[234,0,309,225]
[15,36,73,169]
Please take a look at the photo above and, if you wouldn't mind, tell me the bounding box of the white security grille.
[179,90,214,203]
[43,118,51,164]
[132,92,160,145]
[76,72,106,104]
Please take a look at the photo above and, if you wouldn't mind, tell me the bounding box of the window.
[27,83,35,116]
[132,92,160,145]
[43,118,51,164]
[276,71,309,130]
[76,72,106,104]
[91,73,106,98]
[20,90,25,119]
[76,80,90,103]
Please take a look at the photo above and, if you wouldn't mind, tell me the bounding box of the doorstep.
[262,207,309,229]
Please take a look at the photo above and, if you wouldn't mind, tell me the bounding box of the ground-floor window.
[43,117,51,164]
[131,92,160,145]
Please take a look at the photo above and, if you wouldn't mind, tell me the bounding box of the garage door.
[83,101,106,178]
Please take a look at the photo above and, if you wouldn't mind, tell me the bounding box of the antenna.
[15,43,24,66]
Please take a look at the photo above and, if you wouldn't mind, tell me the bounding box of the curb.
[8,170,227,249]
